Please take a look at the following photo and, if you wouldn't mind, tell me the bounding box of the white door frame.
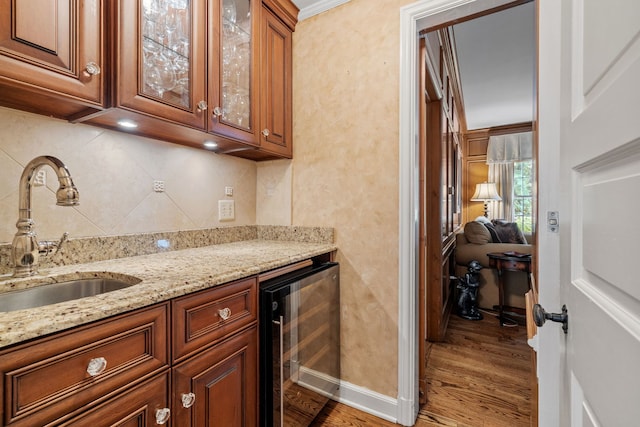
[397,0,553,424]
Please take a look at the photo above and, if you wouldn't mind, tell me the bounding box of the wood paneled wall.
[462,122,533,223]
[421,28,466,346]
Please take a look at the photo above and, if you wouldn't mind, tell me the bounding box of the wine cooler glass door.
[261,264,340,426]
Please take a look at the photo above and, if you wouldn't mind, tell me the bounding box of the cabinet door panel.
[173,326,258,427]
[0,0,104,104]
[116,0,207,128]
[57,372,170,427]
[209,0,260,145]
[260,7,292,157]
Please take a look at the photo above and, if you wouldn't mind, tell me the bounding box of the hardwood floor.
[310,312,532,426]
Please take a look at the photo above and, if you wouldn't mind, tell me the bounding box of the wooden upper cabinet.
[0,0,105,118]
[112,0,292,152]
[208,0,261,146]
[259,5,292,158]
[115,0,208,129]
[0,0,298,160]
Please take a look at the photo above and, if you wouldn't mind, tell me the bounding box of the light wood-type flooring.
[310,312,533,426]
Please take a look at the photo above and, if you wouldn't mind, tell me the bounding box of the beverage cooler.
[259,262,340,427]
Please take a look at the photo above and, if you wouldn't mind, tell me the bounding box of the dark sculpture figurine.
[456,260,483,320]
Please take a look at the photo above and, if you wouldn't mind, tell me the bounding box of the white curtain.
[486,132,532,220]
[487,132,532,163]
[488,163,514,220]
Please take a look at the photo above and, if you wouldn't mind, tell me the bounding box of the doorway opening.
[410,0,538,425]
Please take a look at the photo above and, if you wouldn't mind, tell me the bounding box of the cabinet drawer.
[0,304,168,427]
[172,277,257,361]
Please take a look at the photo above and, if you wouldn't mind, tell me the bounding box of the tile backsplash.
[0,107,257,243]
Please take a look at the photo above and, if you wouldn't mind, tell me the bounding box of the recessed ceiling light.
[117,120,138,129]
[203,141,218,149]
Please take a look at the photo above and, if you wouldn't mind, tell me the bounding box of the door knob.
[533,303,568,334]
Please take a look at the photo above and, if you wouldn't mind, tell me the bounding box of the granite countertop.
[0,239,336,349]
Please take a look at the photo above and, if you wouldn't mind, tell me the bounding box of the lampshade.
[471,182,502,201]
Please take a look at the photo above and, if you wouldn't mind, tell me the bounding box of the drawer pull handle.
[218,307,232,320]
[181,392,196,408]
[86,357,107,376]
[155,408,171,424]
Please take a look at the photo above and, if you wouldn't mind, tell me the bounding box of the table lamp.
[471,182,502,217]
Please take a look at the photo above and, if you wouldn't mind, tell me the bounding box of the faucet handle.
[55,232,69,254]
[39,232,69,257]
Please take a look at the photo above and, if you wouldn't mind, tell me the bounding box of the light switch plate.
[218,200,235,221]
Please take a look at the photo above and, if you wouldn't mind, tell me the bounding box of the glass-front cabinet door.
[209,0,260,145]
[118,0,207,129]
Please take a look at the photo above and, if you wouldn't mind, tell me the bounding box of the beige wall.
[291,0,413,397]
[256,159,292,225]
[0,107,257,243]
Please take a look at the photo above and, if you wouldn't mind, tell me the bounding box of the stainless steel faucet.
[11,156,79,277]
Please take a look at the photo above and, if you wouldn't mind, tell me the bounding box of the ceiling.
[291,0,536,130]
[453,2,536,130]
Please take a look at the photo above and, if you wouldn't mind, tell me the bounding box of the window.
[513,160,534,233]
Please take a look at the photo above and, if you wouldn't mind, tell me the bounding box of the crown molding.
[297,0,350,21]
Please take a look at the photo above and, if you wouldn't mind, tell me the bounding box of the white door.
[538,0,640,426]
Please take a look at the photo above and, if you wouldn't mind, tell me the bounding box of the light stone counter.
[0,239,336,349]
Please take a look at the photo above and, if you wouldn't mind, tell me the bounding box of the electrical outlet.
[153,180,165,192]
[225,186,233,196]
[218,200,235,221]
[33,169,46,187]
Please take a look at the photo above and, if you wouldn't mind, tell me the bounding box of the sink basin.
[0,277,140,312]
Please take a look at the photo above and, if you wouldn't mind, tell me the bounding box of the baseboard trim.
[298,366,398,423]
[333,379,398,423]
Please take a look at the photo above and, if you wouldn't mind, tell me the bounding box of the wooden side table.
[487,252,532,326]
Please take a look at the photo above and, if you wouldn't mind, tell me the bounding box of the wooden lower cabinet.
[0,274,266,426]
[172,277,257,362]
[172,326,258,426]
[58,371,171,427]
[0,304,169,427]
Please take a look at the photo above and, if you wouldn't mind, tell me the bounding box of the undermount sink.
[0,277,141,313]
